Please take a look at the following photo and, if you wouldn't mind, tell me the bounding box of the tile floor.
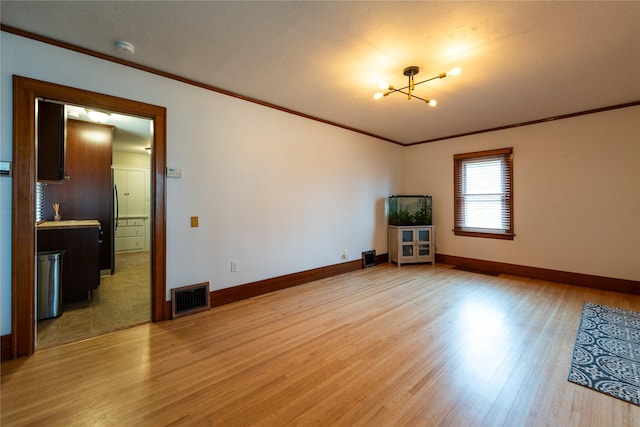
[36,251,151,348]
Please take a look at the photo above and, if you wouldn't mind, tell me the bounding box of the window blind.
[36,182,46,223]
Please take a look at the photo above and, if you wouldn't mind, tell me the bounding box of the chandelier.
[374,66,461,107]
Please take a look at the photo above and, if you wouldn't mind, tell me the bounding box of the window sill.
[453,230,515,240]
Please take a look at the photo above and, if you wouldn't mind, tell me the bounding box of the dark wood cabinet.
[47,119,114,272]
[37,100,66,182]
[37,224,100,304]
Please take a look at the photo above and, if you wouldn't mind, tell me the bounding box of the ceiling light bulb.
[374,65,456,107]
[86,110,110,123]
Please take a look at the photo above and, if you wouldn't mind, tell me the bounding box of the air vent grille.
[171,282,210,319]
[362,250,376,268]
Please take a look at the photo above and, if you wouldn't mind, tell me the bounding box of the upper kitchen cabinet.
[37,99,66,182]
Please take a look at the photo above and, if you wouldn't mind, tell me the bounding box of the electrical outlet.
[231,261,238,272]
[341,250,348,260]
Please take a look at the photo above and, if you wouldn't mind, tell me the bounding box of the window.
[36,182,46,223]
[454,147,514,240]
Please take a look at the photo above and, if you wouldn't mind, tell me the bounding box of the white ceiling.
[2,1,639,145]
[65,105,152,154]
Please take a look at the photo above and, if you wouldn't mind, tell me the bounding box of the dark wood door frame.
[11,75,167,358]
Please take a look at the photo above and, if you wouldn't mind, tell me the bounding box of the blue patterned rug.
[568,302,640,406]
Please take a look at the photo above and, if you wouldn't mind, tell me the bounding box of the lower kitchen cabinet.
[37,222,101,304]
[115,218,146,252]
[388,225,434,266]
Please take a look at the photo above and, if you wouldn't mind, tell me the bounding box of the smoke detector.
[115,40,135,55]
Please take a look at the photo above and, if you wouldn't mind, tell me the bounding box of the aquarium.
[388,195,432,226]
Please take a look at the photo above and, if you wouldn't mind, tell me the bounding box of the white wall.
[0,33,403,335]
[404,106,640,282]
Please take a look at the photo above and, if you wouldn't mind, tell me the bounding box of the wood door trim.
[11,75,167,358]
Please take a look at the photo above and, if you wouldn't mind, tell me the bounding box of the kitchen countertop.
[37,219,101,230]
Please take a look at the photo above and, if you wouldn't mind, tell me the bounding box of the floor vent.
[362,250,376,268]
[171,282,210,319]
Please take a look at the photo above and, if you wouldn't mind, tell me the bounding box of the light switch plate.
[0,161,11,177]
[190,216,198,228]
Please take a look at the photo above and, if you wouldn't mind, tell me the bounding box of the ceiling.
[65,105,152,154]
[2,1,639,145]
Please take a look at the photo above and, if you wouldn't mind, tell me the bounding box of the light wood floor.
[3,263,640,426]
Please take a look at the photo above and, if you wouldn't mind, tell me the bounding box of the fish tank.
[388,195,432,226]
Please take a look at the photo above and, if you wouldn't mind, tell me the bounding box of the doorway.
[11,76,167,358]
[36,106,154,347]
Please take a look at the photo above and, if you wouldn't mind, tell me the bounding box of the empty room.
[1,1,639,425]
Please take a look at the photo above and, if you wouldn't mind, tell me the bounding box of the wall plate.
[0,160,11,177]
[166,166,182,178]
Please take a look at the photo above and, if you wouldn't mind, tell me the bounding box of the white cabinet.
[114,167,149,253]
[114,218,145,252]
[114,168,146,217]
[389,225,434,266]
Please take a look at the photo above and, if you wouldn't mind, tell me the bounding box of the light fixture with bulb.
[374,66,461,107]
[86,109,111,123]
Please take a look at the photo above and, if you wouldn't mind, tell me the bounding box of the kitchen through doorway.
[36,104,153,348]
